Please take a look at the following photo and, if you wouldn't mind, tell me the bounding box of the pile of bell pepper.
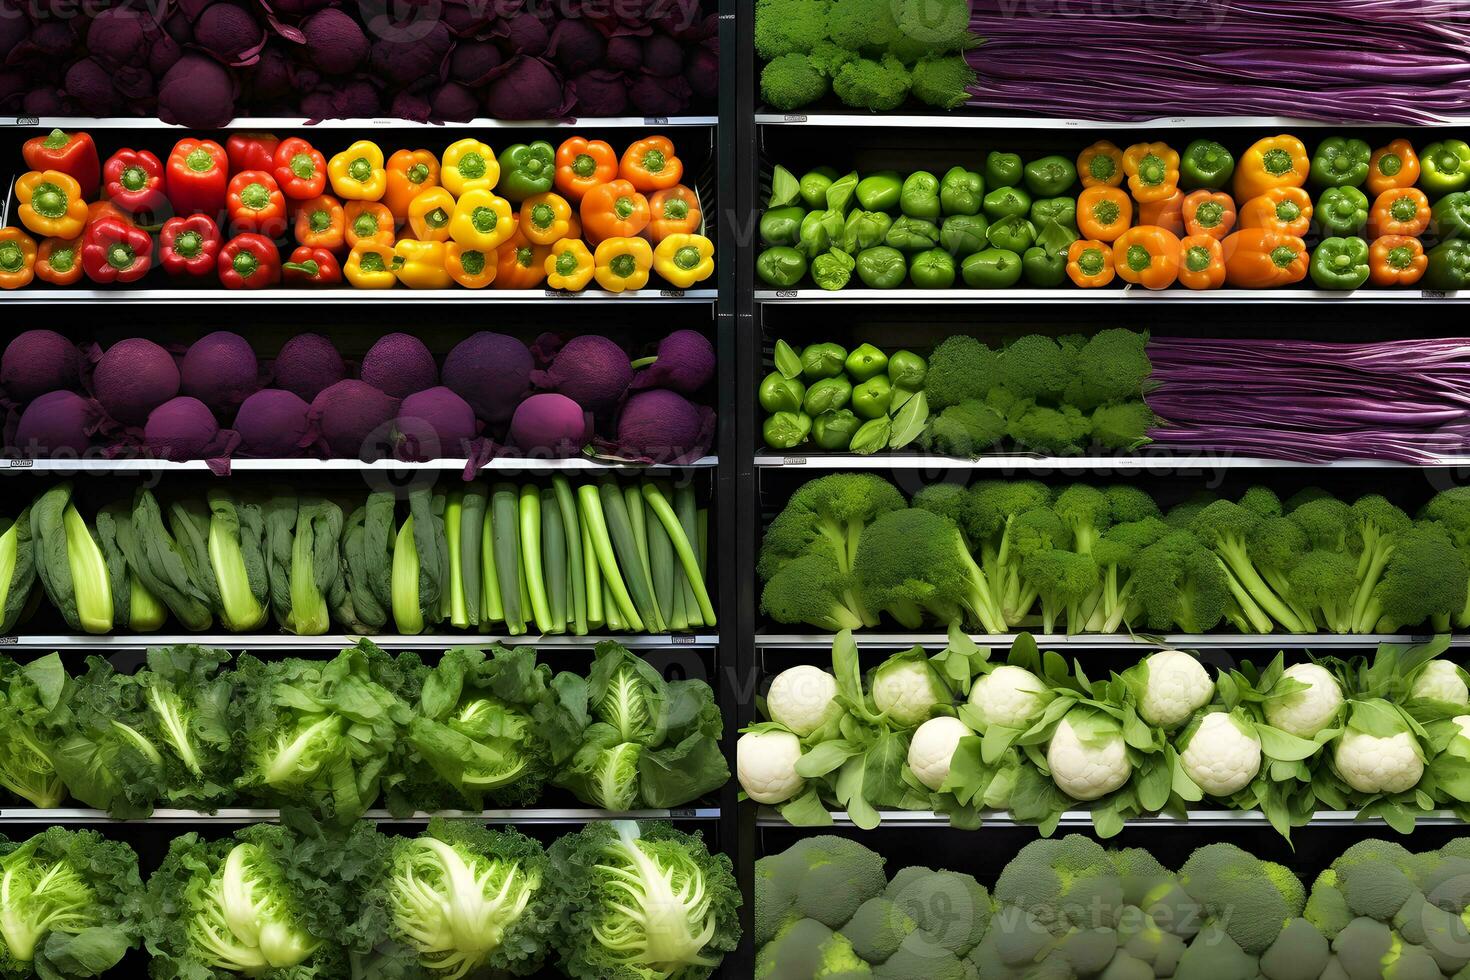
[754,133,1470,293]
[1,129,715,292]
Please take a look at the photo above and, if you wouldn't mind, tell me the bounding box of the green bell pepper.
[845,344,888,381]
[1023,155,1078,197]
[1022,219,1079,288]
[855,246,908,289]
[826,171,860,213]
[851,376,893,419]
[800,343,847,380]
[1309,237,1370,291]
[1310,137,1371,189]
[1432,191,1470,240]
[887,350,927,390]
[843,210,893,253]
[910,249,956,289]
[900,171,942,221]
[856,171,903,212]
[1030,196,1077,231]
[763,412,811,449]
[1179,139,1235,190]
[799,167,839,210]
[1317,187,1369,236]
[812,410,861,451]
[760,206,806,247]
[939,167,984,216]
[986,215,1036,253]
[756,246,807,288]
[804,376,853,415]
[759,371,806,413]
[811,248,856,291]
[1421,140,1470,198]
[797,210,833,258]
[885,216,941,253]
[983,185,1032,221]
[984,151,1023,189]
[961,248,1023,288]
[495,141,555,202]
[1425,240,1470,291]
[940,215,989,257]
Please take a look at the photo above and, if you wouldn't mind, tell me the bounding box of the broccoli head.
[910,56,977,110]
[1008,403,1092,456]
[755,0,832,59]
[1289,495,1352,550]
[1076,329,1151,405]
[1288,550,1358,634]
[993,835,1126,936]
[1090,402,1154,452]
[757,918,873,979]
[1179,843,1303,955]
[827,0,900,52]
[921,401,1007,458]
[759,473,908,581]
[756,853,800,948]
[1330,840,1421,922]
[1130,531,1229,634]
[1174,925,1257,980]
[887,0,977,60]
[809,39,858,78]
[768,835,888,930]
[1239,485,1284,518]
[1359,521,1470,633]
[854,507,1005,632]
[1304,869,1352,939]
[999,336,1073,402]
[834,56,912,111]
[923,336,999,411]
[1054,484,1112,554]
[840,897,914,965]
[1020,548,1099,634]
[761,550,871,631]
[762,54,831,112]
[885,866,991,957]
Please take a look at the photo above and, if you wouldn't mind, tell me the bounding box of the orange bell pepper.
[580,179,650,243]
[35,235,83,285]
[445,243,496,289]
[1238,187,1314,237]
[1177,234,1226,290]
[495,229,551,289]
[383,148,440,224]
[345,201,395,249]
[1369,187,1431,238]
[0,227,37,289]
[1121,142,1180,203]
[619,135,683,192]
[1112,225,1181,289]
[648,185,703,242]
[1138,188,1186,236]
[15,170,88,239]
[1233,135,1309,202]
[1367,139,1421,197]
[294,194,345,250]
[1222,227,1308,288]
[519,192,573,245]
[1368,235,1428,287]
[1076,186,1133,242]
[407,187,456,243]
[1077,141,1124,189]
[1066,240,1114,288]
[1181,190,1237,241]
[555,137,619,201]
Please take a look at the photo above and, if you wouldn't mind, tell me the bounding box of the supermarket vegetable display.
[0,641,727,820]
[741,631,1470,836]
[2,328,715,466]
[759,474,1470,636]
[756,832,1470,980]
[2,130,714,293]
[0,1,717,124]
[758,133,1470,292]
[0,820,738,980]
[1,478,714,637]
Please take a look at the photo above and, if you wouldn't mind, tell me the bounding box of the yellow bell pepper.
[593,236,652,293]
[520,191,573,245]
[344,241,401,288]
[394,239,452,289]
[545,238,595,291]
[407,187,456,242]
[442,138,499,196]
[328,140,387,201]
[449,189,515,250]
[652,233,714,288]
[15,170,87,238]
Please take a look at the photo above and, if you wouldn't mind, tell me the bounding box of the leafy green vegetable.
[0,653,70,808]
[0,509,37,634]
[30,483,113,635]
[263,495,345,636]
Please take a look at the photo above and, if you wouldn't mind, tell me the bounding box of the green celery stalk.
[600,481,663,633]
[459,484,486,628]
[641,483,716,626]
[643,482,676,629]
[443,491,466,627]
[491,483,526,635]
[519,485,553,634]
[578,483,643,631]
[551,476,587,635]
[624,484,657,612]
[479,499,503,627]
[391,513,423,635]
[675,485,703,628]
[582,513,603,629]
[602,578,624,632]
[541,488,568,634]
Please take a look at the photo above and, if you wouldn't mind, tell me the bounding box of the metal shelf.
[755,112,1470,131]
[4,456,719,475]
[755,288,1462,304]
[8,116,719,130]
[756,808,1463,828]
[3,633,719,650]
[1,807,721,824]
[0,288,716,304]
[755,632,1452,650]
[751,454,1468,471]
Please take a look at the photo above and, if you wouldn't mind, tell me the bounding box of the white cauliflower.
[766,665,840,737]
[1264,662,1344,738]
[907,716,972,792]
[737,730,805,804]
[1047,712,1130,802]
[1333,729,1424,795]
[1411,660,1470,707]
[1179,712,1261,797]
[1136,650,1214,730]
[968,665,1051,730]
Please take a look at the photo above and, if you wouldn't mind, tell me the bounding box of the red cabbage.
[157,54,236,127]
[3,330,80,405]
[613,389,714,463]
[629,71,691,115]
[441,331,532,424]
[642,34,684,76]
[361,332,437,399]
[390,90,433,123]
[65,58,124,115]
[686,42,718,99]
[606,36,643,73]
[273,333,346,402]
[569,70,628,116]
[498,12,549,57]
[13,391,101,457]
[396,386,478,460]
[630,330,714,395]
[145,396,235,461]
[531,335,632,417]
[449,41,502,86]
[367,22,452,88]
[308,380,399,460]
[548,19,605,75]
[483,56,571,120]
[181,330,260,417]
[234,388,310,457]
[302,8,367,75]
[429,82,477,122]
[93,339,180,427]
[509,393,590,458]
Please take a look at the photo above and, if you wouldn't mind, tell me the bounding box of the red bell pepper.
[272,138,328,201]
[218,233,281,289]
[226,170,287,236]
[81,216,153,284]
[23,129,100,200]
[102,148,168,220]
[166,139,229,219]
[159,215,221,278]
[226,133,280,175]
[283,245,343,286]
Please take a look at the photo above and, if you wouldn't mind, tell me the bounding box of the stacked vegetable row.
[757,133,1470,291]
[1,129,713,292]
[0,820,737,980]
[757,832,1470,980]
[1,477,714,637]
[3,328,715,466]
[760,474,1470,636]
[760,339,929,453]
[742,632,1470,837]
[0,641,727,821]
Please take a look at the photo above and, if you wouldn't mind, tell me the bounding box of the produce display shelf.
[751,454,1466,471]
[7,116,721,130]
[754,112,1470,130]
[3,456,720,474]
[754,288,1464,304]
[754,632,1451,650]
[0,807,722,825]
[3,633,720,650]
[0,288,718,304]
[756,809,1463,828]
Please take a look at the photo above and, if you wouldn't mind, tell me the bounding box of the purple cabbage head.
[93,338,180,426]
[309,379,399,460]
[273,333,346,402]
[531,335,632,417]
[631,330,714,395]
[441,331,532,424]
[396,386,478,460]
[569,70,627,116]
[181,330,260,416]
[483,57,570,120]
[498,12,548,56]
[642,34,684,76]
[145,396,230,460]
[193,2,265,66]
[65,58,123,114]
[367,22,452,89]
[14,391,98,457]
[234,388,310,457]
[629,71,691,115]
[548,19,605,75]
[302,8,367,75]
[686,42,718,99]
[509,393,590,458]
[449,41,503,86]
[3,329,80,405]
[429,83,477,122]
[361,332,437,399]
[605,35,642,73]
[614,389,713,463]
[158,55,236,128]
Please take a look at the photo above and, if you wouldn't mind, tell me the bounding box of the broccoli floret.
[1054,484,1112,555]
[923,336,999,411]
[1247,514,1313,628]
[809,39,858,78]
[1173,925,1257,980]
[885,866,991,957]
[841,897,914,965]
[1000,336,1073,402]
[762,54,830,111]
[1419,852,1470,910]
[773,836,888,930]
[872,931,969,980]
[1305,869,1351,939]
[979,905,1054,971]
[1393,891,1470,975]
[756,0,831,59]
[888,0,976,60]
[834,56,912,111]
[1179,843,1303,955]
[968,481,1053,622]
[1005,506,1071,623]
[1076,329,1151,405]
[1120,912,1188,974]
[1009,403,1092,456]
[1382,939,1444,980]
[1345,494,1413,623]
[1129,531,1229,634]
[1020,548,1099,634]
[756,854,800,948]
[909,56,976,109]
[827,0,899,52]
[854,508,1005,632]
[1111,849,1171,908]
[1086,518,1169,632]
[1421,487,1470,627]
[761,550,870,630]
[912,484,972,542]
[1288,550,1358,634]
[1108,486,1161,524]
[759,473,908,581]
[1289,495,1352,548]
[1359,520,1470,633]
[1240,485,1284,518]
[921,401,1007,458]
[1331,917,1393,976]
[1330,840,1420,921]
[757,918,874,979]
[1090,402,1154,452]
[993,835,1126,936]
[1257,917,1330,980]
[1055,926,1119,975]
[1164,492,1219,529]
[1190,499,1308,632]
